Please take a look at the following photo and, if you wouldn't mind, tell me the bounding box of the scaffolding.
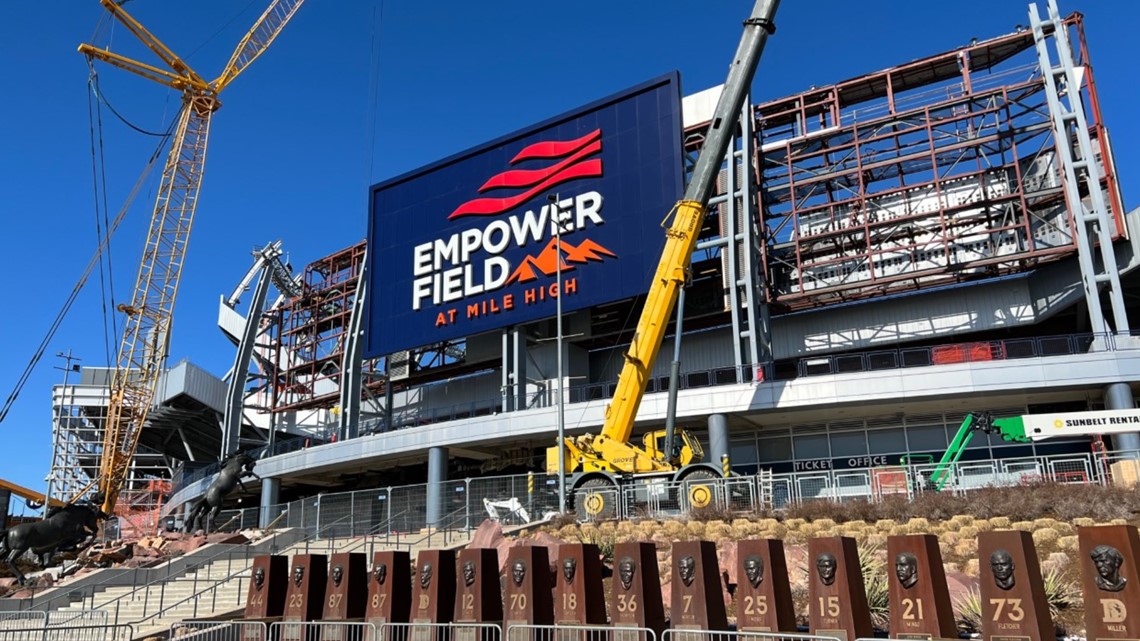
[48,363,170,534]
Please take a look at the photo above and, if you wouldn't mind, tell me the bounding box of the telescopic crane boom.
[75,0,305,515]
[547,0,780,512]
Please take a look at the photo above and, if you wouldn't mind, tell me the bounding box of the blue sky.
[0,0,1136,503]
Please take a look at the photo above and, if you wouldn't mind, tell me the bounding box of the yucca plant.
[857,539,890,630]
[954,586,983,633]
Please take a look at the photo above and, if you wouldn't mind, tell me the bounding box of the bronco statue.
[184,452,260,534]
[0,493,108,585]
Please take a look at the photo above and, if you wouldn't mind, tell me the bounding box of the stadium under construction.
[40,3,1140,537]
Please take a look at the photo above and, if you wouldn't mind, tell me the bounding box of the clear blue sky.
[1,0,1136,503]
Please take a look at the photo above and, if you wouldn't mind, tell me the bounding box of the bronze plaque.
[1079,525,1140,639]
[503,546,554,641]
[366,550,411,626]
[735,539,796,632]
[245,554,288,619]
[807,536,872,641]
[978,530,1053,641]
[455,548,504,624]
[887,534,956,639]
[284,554,328,622]
[554,543,607,625]
[668,540,727,631]
[611,541,665,640]
[411,549,457,623]
[322,552,368,620]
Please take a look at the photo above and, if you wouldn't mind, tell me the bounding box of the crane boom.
[79,0,304,515]
[598,0,779,446]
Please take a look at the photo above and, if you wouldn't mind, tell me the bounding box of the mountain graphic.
[506,237,618,285]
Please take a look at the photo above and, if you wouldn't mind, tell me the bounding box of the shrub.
[857,539,890,631]
[954,587,983,633]
[1042,566,1081,622]
[1032,528,1060,546]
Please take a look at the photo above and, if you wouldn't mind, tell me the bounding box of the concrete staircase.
[38,523,484,639]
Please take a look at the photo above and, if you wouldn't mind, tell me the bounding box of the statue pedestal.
[669,540,727,634]
[807,537,872,641]
[978,530,1053,641]
[280,554,328,641]
[735,539,796,633]
[455,548,503,641]
[886,534,956,639]
[365,551,410,641]
[1078,524,1140,639]
[409,550,456,641]
[503,546,554,641]
[611,542,665,641]
[320,553,369,641]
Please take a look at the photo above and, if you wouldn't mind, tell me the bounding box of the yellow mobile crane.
[75,0,305,516]
[546,0,780,517]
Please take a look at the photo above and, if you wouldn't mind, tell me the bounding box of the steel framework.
[752,11,1123,312]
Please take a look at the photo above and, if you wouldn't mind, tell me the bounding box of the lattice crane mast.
[76,0,305,515]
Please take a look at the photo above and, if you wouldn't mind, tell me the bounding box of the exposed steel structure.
[268,242,376,413]
[76,0,305,514]
[750,12,1123,311]
[258,11,1126,421]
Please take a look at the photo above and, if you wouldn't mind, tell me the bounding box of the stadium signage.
[365,72,684,357]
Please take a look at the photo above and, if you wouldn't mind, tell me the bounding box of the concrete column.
[259,477,281,528]
[708,414,730,472]
[427,446,447,526]
[1105,382,1140,454]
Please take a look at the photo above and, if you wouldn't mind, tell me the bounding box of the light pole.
[548,193,567,513]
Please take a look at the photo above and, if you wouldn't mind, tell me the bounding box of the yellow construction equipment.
[76,0,305,515]
[545,0,780,517]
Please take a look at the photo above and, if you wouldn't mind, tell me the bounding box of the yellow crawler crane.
[546,0,781,518]
[75,0,305,515]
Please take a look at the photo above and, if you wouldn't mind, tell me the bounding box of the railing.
[204,447,1135,536]
[74,522,309,628]
[0,624,135,641]
[171,330,1127,495]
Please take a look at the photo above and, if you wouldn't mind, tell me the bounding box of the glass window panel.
[793,433,830,459]
[830,431,868,457]
[868,428,905,454]
[757,436,792,462]
[906,423,948,451]
[730,441,758,465]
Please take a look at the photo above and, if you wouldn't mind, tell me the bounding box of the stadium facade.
[48,6,1140,533]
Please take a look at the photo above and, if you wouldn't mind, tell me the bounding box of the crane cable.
[0,113,176,426]
[88,61,118,368]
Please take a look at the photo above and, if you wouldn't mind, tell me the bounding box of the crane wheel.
[573,478,617,520]
[679,468,720,512]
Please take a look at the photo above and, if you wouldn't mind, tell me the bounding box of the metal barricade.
[723,476,757,512]
[171,621,269,641]
[1047,457,1093,484]
[794,474,831,502]
[379,622,500,641]
[46,611,108,628]
[507,624,654,641]
[0,624,135,641]
[270,621,377,641]
[661,630,841,641]
[0,613,47,631]
[832,471,872,502]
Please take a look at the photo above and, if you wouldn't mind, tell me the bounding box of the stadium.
[38,0,1140,545]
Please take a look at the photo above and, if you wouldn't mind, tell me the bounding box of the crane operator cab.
[643,428,703,467]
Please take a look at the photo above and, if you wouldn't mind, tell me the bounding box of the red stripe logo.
[448,129,603,220]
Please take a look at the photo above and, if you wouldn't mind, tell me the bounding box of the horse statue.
[0,496,108,585]
[184,452,260,534]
